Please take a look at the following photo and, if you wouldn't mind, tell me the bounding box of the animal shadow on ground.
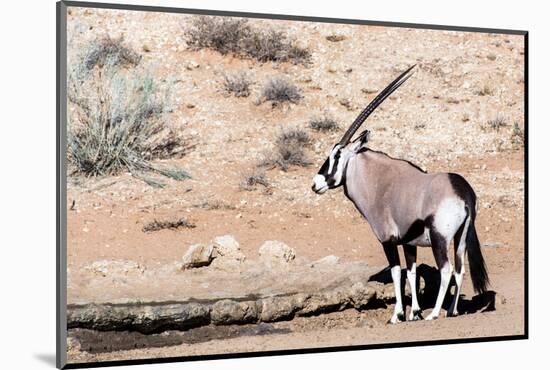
[368,264,496,315]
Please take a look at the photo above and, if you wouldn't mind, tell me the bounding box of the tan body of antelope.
[312,66,489,323]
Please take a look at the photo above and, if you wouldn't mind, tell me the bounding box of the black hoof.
[387,312,406,324]
[411,309,423,321]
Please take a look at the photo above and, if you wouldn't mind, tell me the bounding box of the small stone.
[311,255,340,266]
[259,240,296,264]
[484,240,504,248]
[185,61,200,70]
[86,260,145,277]
[212,235,246,262]
[181,244,214,269]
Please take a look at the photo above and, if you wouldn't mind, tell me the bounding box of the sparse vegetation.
[326,35,346,42]
[142,217,196,233]
[82,36,141,71]
[309,115,339,132]
[261,77,302,104]
[487,53,497,61]
[511,122,525,146]
[277,127,311,146]
[67,39,189,186]
[185,16,310,64]
[483,115,508,132]
[240,169,270,191]
[339,98,354,111]
[260,128,311,171]
[222,72,253,97]
[193,200,237,210]
[476,84,494,96]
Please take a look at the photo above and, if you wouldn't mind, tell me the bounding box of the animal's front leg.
[383,241,405,324]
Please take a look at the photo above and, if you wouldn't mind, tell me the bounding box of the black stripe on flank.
[401,219,426,244]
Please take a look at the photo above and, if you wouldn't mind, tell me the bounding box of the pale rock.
[86,260,145,277]
[311,255,340,267]
[212,235,246,262]
[181,244,215,269]
[259,240,296,265]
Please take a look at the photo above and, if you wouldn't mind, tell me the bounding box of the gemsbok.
[312,65,489,323]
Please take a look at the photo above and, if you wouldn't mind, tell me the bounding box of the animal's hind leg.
[448,216,469,317]
[425,228,453,321]
[404,244,422,321]
[383,241,405,324]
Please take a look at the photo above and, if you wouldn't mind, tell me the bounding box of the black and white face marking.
[312,144,346,194]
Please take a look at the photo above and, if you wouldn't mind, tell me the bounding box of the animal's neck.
[343,153,374,221]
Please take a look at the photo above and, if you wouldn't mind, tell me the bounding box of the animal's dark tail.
[466,215,489,294]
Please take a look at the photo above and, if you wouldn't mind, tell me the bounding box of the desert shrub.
[241,29,310,64]
[240,169,270,191]
[309,115,339,132]
[484,115,507,132]
[142,217,195,233]
[511,122,525,146]
[67,41,189,186]
[82,36,141,71]
[476,84,494,96]
[276,127,310,146]
[185,16,250,55]
[326,35,346,42]
[260,128,311,171]
[185,16,310,64]
[261,76,302,104]
[192,200,236,210]
[222,72,252,97]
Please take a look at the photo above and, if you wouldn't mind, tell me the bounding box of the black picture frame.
[56,1,528,368]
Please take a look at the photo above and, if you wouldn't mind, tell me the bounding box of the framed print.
[57,1,527,368]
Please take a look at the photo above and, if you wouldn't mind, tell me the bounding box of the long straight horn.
[339,64,416,145]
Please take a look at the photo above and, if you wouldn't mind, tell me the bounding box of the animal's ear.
[349,130,370,153]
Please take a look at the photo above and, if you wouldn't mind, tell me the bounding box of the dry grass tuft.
[484,115,508,132]
[142,217,196,233]
[67,38,189,187]
[261,76,302,105]
[260,127,311,171]
[185,16,310,64]
[309,115,339,132]
[476,84,494,96]
[240,169,270,191]
[511,122,525,146]
[193,200,237,210]
[82,36,141,71]
[325,35,346,42]
[222,72,253,97]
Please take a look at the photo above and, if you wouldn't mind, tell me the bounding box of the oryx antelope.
[312,65,489,323]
